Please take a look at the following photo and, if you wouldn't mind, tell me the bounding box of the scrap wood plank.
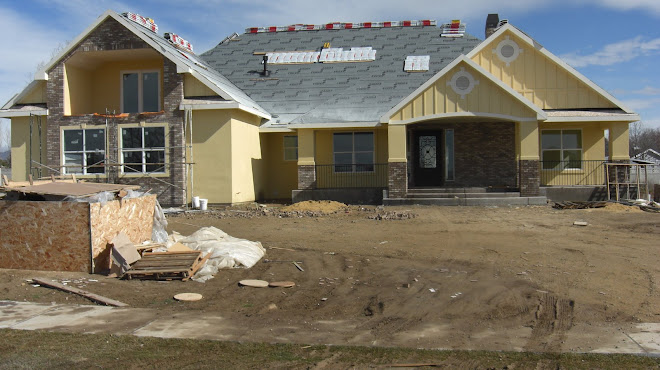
[31,278,128,307]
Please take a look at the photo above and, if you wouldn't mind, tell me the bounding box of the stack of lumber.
[552,201,607,209]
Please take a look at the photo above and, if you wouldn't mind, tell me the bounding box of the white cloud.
[560,36,660,68]
[632,86,660,96]
[621,97,660,111]
[591,0,660,15]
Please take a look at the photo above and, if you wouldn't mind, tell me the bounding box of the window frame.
[541,129,583,170]
[283,135,298,161]
[61,127,106,175]
[120,69,161,114]
[332,131,375,173]
[119,124,167,175]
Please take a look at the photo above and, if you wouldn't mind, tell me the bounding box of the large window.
[333,132,374,172]
[283,135,298,161]
[122,71,160,113]
[62,128,105,174]
[541,129,582,169]
[121,126,166,174]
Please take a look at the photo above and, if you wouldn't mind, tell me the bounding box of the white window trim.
[332,131,376,173]
[120,69,161,114]
[283,135,298,161]
[119,124,167,175]
[541,128,583,171]
[61,127,106,175]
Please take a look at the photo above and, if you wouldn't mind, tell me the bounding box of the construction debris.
[367,210,417,220]
[269,281,296,288]
[573,221,589,226]
[239,279,269,288]
[553,201,607,209]
[122,251,209,281]
[31,278,128,307]
[109,232,141,275]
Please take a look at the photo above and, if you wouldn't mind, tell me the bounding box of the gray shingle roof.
[201,26,482,126]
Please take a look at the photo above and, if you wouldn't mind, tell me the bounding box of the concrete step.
[384,196,548,206]
[406,192,521,199]
[407,187,490,194]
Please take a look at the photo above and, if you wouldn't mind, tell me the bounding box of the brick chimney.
[485,14,499,38]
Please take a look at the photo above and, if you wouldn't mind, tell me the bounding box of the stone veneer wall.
[45,18,185,206]
[297,165,316,190]
[519,160,540,196]
[388,162,407,198]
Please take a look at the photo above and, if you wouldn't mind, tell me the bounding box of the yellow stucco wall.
[261,132,298,200]
[187,110,233,203]
[471,30,616,110]
[230,111,264,203]
[10,116,48,182]
[16,81,47,104]
[608,122,630,161]
[391,61,538,122]
[187,109,264,204]
[184,74,218,97]
[65,58,163,115]
[388,125,407,162]
[539,122,608,185]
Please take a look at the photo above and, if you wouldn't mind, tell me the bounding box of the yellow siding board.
[17,81,47,105]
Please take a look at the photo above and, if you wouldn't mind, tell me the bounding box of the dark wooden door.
[413,131,443,186]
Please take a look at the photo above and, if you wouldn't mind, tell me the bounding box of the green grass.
[0,329,657,369]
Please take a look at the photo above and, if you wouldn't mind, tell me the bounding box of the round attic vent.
[448,68,478,98]
[494,37,521,66]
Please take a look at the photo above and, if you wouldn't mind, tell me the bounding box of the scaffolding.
[26,108,196,207]
[606,163,650,201]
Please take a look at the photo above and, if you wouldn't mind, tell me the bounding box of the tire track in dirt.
[524,292,574,352]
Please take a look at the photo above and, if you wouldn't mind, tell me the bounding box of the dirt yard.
[1,202,658,353]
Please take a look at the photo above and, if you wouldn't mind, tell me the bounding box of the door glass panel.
[445,129,454,181]
[419,135,437,169]
[142,72,159,112]
[122,73,139,113]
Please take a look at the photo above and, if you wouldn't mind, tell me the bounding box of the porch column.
[387,124,407,198]
[516,121,540,196]
[297,129,316,189]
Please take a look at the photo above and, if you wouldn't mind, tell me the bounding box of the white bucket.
[192,196,200,209]
[199,198,208,211]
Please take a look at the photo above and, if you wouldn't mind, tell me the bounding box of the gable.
[184,74,219,97]
[16,81,47,105]
[469,26,620,111]
[386,57,542,124]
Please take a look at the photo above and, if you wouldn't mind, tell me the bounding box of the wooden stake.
[293,262,304,272]
[1,175,8,187]
[31,278,128,307]
[28,174,33,185]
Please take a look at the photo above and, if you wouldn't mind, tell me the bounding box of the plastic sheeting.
[169,227,265,282]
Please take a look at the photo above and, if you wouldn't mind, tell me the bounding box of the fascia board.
[545,114,641,123]
[287,121,381,129]
[179,100,270,119]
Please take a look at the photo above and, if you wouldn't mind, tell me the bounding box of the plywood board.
[6,182,140,197]
[90,195,157,272]
[0,201,91,272]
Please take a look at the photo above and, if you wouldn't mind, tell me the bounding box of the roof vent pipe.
[261,55,271,77]
[485,13,499,38]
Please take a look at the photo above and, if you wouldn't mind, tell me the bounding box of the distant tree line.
[629,122,660,157]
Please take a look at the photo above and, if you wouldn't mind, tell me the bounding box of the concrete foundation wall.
[541,186,608,202]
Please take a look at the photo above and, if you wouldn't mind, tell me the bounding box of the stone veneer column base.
[519,160,540,196]
[388,162,407,198]
[297,165,316,190]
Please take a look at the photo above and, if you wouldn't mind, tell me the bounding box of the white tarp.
[167,226,265,282]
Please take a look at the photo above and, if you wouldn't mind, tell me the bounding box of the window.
[62,128,105,174]
[333,132,374,172]
[122,71,160,113]
[121,126,166,173]
[283,136,298,161]
[541,129,582,169]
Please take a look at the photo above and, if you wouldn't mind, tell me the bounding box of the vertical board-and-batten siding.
[470,30,616,110]
[392,61,537,122]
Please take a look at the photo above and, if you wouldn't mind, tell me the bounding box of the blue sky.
[2,0,660,149]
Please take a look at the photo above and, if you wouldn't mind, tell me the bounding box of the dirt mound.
[603,202,643,213]
[281,200,347,213]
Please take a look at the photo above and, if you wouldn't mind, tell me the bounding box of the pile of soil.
[281,200,347,214]
[603,202,644,213]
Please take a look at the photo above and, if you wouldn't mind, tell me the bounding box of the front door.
[413,131,443,186]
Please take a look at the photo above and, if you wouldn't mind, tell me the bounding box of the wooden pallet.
[122,251,209,281]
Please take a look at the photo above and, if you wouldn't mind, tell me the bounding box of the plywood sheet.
[0,201,91,272]
[90,195,156,272]
[7,182,140,197]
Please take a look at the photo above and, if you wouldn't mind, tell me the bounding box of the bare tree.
[630,121,660,157]
[0,122,10,167]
